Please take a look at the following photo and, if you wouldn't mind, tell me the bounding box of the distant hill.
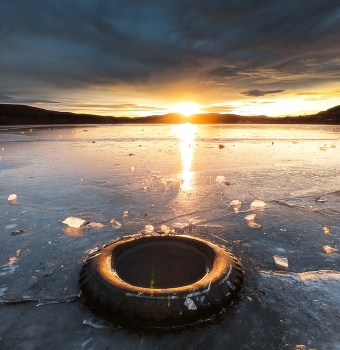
[317,105,340,116]
[0,103,340,125]
[0,104,131,125]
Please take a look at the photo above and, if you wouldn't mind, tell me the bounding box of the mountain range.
[0,104,340,125]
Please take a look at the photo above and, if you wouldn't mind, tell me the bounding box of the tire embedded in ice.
[79,234,244,329]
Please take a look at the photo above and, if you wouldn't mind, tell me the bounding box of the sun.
[172,102,201,116]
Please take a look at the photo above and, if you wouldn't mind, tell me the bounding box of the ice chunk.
[11,229,26,236]
[110,218,122,229]
[216,175,226,184]
[274,255,288,271]
[295,345,307,350]
[62,217,86,228]
[8,194,17,202]
[250,199,266,208]
[114,222,122,229]
[323,245,338,254]
[247,221,261,228]
[173,222,185,231]
[323,226,331,235]
[83,222,104,229]
[230,199,241,212]
[144,225,154,234]
[230,199,241,206]
[160,225,171,234]
[184,297,197,310]
[244,214,256,221]
[244,213,261,228]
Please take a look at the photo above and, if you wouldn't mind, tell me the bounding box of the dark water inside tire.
[114,240,212,288]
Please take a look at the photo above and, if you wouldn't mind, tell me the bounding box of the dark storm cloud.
[241,89,285,97]
[1,0,340,95]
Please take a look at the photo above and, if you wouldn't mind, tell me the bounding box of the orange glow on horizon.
[171,102,201,116]
[30,84,340,118]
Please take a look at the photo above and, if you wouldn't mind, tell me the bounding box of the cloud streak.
[241,90,285,97]
[0,94,13,102]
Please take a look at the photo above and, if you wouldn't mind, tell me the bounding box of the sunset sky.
[1,1,340,117]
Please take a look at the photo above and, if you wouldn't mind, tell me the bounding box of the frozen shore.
[1,124,340,349]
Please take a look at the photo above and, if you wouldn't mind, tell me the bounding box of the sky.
[1,0,340,117]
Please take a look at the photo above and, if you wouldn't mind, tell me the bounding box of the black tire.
[79,234,244,329]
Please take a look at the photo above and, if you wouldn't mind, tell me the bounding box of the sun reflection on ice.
[172,124,197,191]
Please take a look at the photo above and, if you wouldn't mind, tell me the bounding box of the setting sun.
[172,102,201,116]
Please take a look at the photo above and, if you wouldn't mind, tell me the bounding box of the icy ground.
[0,124,340,350]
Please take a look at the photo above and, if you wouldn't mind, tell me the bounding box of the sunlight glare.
[172,102,201,116]
[172,124,197,191]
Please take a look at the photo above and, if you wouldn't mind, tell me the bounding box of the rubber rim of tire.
[79,234,244,330]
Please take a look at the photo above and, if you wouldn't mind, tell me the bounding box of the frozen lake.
[1,124,340,349]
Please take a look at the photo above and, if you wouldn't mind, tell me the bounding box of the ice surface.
[1,124,340,349]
